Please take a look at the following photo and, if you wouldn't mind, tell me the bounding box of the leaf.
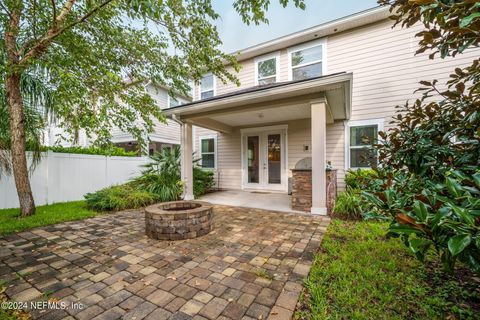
[459,12,480,28]
[412,200,429,222]
[473,172,480,188]
[445,177,463,197]
[448,234,471,256]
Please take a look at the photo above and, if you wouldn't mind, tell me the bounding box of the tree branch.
[5,4,21,65]
[0,2,12,19]
[50,0,56,25]
[18,0,115,69]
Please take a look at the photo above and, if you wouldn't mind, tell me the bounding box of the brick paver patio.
[0,205,329,320]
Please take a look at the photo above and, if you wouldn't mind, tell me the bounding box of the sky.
[212,0,379,53]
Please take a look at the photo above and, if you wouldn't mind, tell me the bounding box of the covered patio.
[199,190,304,214]
[166,73,352,215]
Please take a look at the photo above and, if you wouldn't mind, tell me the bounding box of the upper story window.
[168,95,182,108]
[255,53,279,85]
[200,74,215,99]
[288,40,325,81]
[346,119,384,169]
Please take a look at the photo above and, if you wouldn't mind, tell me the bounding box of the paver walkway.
[0,205,329,320]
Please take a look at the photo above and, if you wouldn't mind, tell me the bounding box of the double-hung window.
[255,53,279,85]
[289,40,324,81]
[346,119,384,169]
[199,135,216,169]
[200,74,215,99]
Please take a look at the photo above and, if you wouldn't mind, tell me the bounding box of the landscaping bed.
[295,220,480,319]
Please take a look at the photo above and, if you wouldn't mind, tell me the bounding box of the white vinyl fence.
[0,151,148,209]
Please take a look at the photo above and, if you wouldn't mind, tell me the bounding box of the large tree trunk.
[6,73,36,216]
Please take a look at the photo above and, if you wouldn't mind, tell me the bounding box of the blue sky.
[213,0,379,53]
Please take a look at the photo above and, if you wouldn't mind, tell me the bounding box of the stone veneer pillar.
[291,169,337,214]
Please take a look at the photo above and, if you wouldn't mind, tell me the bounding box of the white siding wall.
[192,18,480,191]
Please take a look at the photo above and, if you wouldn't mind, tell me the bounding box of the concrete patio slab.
[0,205,329,320]
[199,190,304,214]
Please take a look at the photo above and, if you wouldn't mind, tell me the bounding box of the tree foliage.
[362,0,480,273]
[379,0,480,58]
[0,0,305,215]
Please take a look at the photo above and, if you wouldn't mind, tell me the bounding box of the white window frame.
[254,52,280,86]
[199,74,216,100]
[199,134,217,169]
[287,39,327,81]
[167,95,182,109]
[344,118,384,170]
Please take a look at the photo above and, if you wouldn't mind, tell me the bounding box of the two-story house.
[44,81,190,155]
[165,6,479,214]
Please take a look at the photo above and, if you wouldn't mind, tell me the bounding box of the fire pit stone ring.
[145,201,213,240]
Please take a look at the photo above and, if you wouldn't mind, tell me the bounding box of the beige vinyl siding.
[112,84,181,144]
[287,119,311,174]
[327,19,479,188]
[194,126,241,190]
[192,18,480,191]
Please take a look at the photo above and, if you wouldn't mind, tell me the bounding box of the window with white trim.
[200,74,214,99]
[168,95,182,108]
[289,42,324,80]
[346,119,384,169]
[255,54,279,85]
[200,136,216,168]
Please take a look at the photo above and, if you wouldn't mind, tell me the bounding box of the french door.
[242,128,287,192]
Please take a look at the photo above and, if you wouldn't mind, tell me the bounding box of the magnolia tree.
[362,0,480,273]
[0,0,305,216]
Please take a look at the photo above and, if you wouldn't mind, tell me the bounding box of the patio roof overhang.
[164,72,353,133]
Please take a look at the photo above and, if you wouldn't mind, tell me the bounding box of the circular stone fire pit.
[145,201,213,240]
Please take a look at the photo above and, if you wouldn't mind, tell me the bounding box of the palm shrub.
[131,147,184,202]
[361,0,480,274]
[132,146,215,200]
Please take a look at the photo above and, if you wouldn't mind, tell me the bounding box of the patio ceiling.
[164,72,352,133]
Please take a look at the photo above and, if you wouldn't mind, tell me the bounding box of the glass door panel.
[267,134,281,184]
[247,136,260,183]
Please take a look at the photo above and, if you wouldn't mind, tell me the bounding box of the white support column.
[181,122,194,200]
[311,100,327,215]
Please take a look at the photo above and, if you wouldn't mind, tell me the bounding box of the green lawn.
[0,201,100,235]
[296,220,480,320]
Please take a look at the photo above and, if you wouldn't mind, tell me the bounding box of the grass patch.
[296,220,480,319]
[0,201,100,235]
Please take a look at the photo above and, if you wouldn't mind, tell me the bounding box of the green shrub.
[364,0,480,275]
[85,146,215,211]
[43,145,138,157]
[84,184,157,211]
[345,169,378,190]
[132,146,214,200]
[333,189,363,219]
[131,147,184,201]
[193,167,215,198]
